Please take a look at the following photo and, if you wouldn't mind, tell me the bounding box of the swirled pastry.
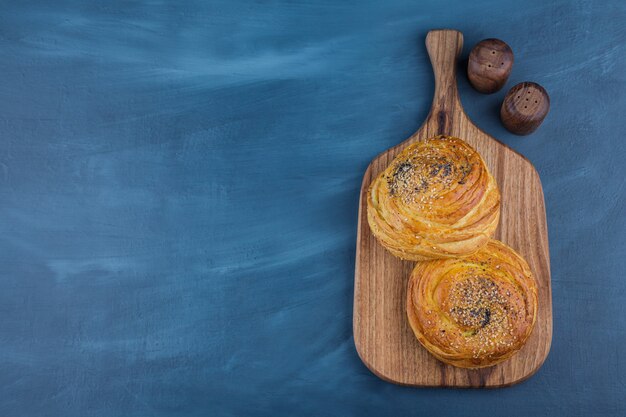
[367,135,500,261]
[406,240,538,368]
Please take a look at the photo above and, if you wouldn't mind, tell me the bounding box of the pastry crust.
[406,240,538,368]
[367,135,500,261]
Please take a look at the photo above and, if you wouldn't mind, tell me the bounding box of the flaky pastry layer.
[406,240,538,368]
[367,135,500,261]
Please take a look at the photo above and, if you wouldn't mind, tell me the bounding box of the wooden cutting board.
[353,29,552,388]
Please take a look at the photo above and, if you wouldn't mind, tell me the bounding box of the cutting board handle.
[425,30,464,129]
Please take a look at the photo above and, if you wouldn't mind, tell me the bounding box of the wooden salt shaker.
[467,39,514,93]
[500,82,550,135]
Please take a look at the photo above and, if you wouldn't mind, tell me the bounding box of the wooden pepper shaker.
[500,82,550,135]
[467,39,514,93]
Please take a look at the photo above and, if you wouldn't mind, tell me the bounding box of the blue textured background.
[1,1,625,416]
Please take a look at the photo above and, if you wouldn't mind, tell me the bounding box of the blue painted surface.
[0,1,624,416]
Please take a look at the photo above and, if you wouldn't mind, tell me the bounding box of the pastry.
[367,135,500,261]
[406,239,538,368]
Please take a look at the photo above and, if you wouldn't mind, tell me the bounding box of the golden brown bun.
[406,240,538,368]
[367,135,500,261]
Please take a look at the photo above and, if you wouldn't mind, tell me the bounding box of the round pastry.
[367,135,500,261]
[406,240,538,368]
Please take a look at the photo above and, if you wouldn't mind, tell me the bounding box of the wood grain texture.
[353,29,552,388]
[501,82,550,135]
[467,38,513,94]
